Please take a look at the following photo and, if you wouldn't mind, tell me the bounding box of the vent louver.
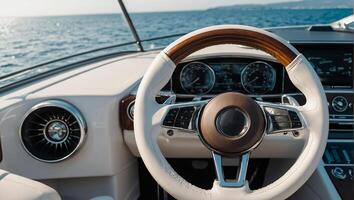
[20,100,86,162]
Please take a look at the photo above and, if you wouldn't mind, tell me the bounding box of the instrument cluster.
[172,58,283,96]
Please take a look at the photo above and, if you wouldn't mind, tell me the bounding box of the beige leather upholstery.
[0,169,60,200]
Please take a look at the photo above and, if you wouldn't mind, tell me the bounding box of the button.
[332,149,342,163]
[175,113,189,122]
[179,107,195,118]
[332,96,348,112]
[174,106,195,129]
[288,111,300,122]
[169,108,179,115]
[175,120,190,129]
[324,149,334,164]
[271,115,290,123]
[291,122,302,128]
[163,108,179,127]
[128,103,135,120]
[265,107,288,115]
[163,119,174,126]
[272,122,291,131]
[348,168,353,180]
[331,167,347,180]
[342,149,352,164]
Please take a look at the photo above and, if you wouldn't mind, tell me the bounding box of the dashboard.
[295,44,353,89]
[172,58,282,95]
[169,44,353,97]
[118,42,354,199]
[0,24,352,200]
[163,43,354,199]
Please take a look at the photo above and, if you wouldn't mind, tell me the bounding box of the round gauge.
[241,61,276,94]
[180,62,215,95]
[331,96,348,112]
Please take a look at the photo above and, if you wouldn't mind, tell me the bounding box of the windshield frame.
[0,1,353,94]
[332,14,354,32]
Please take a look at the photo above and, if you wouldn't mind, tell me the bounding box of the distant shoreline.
[1,7,353,18]
[210,0,354,11]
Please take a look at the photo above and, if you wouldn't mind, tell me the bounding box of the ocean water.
[0,8,352,76]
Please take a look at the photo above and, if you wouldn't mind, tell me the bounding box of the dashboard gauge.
[331,96,348,112]
[241,61,276,94]
[180,62,215,95]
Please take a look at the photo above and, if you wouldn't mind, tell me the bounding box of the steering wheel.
[134,25,328,200]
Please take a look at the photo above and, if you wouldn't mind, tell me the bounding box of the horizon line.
[1,7,352,18]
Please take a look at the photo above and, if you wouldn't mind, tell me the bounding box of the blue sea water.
[0,8,352,76]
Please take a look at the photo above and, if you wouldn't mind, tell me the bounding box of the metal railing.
[117,0,144,51]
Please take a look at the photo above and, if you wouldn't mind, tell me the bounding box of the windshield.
[124,0,353,49]
[0,15,133,70]
[0,0,353,91]
[0,1,139,90]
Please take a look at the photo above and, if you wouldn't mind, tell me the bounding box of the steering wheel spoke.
[160,100,208,133]
[212,152,250,188]
[257,101,305,134]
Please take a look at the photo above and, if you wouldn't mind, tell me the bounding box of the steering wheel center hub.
[199,92,265,155]
[215,107,250,138]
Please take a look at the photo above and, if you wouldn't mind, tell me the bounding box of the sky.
[0,0,298,17]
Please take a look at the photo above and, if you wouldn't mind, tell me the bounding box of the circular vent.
[20,100,87,163]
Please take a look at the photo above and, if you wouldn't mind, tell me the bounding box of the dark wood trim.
[119,95,171,131]
[165,28,298,67]
[119,95,136,131]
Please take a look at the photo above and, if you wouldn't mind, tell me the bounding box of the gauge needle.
[245,77,259,86]
[335,101,343,106]
[186,77,200,86]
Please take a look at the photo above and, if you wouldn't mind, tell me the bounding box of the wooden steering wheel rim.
[164,27,299,67]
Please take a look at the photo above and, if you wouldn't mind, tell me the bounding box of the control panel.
[323,142,353,165]
[162,106,196,130]
[332,96,349,113]
[323,141,353,200]
[327,92,353,123]
[263,107,303,133]
[328,166,353,181]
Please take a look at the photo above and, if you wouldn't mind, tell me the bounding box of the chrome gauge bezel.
[179,62,216,95]
[331,96,349,112]
[241,61,276,94]
[19,100,87,163]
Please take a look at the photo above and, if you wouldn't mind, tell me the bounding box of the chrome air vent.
[20,100,86,162]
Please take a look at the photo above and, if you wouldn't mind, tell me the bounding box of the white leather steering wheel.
[134,25,328,200]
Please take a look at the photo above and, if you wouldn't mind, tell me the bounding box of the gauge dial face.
[331,96,348,112]
[241,61,276,94]
[180,62,215,95]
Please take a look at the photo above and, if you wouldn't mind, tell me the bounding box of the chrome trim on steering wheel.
[213,152,250,188]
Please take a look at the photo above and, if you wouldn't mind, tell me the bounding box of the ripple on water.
[0,9,352,76]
